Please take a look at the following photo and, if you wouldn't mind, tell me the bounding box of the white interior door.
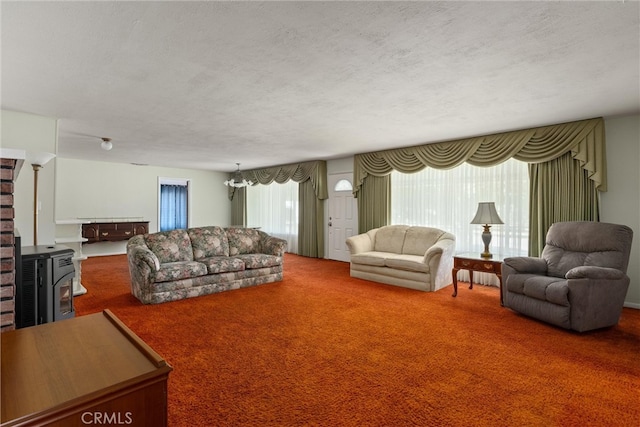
[327,173,358,262]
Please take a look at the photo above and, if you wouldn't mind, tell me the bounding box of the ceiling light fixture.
[100,137,113,151]
[224,163,253,188]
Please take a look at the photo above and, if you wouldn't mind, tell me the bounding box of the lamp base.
[480,224,493,259]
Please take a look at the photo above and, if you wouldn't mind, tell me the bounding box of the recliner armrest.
[566,266,626,280]
[503,256,548,274]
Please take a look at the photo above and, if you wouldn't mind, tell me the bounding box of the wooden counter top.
[1,310,172,427]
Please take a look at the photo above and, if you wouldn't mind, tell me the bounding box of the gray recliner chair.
[502,221,633,332]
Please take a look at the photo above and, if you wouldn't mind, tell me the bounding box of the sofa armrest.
[262,235,288,256]
[126,245,161,304]
[128,246,160,272]
[423,239,454,264]
[423,238,456,291]
[503,257,548,274]
[566,266,626,280]
[346,229,377,255]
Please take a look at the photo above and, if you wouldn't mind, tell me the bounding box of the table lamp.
[470,202,503,259]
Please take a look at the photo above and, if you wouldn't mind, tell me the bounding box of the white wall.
[327,156,354,176]
[601,114,640,307]
[55,158,231,255]
[1,110,58,246]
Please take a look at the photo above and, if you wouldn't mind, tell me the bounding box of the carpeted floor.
[75,253,640,426]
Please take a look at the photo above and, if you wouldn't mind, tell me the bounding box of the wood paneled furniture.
[452,252,507,306]
[82,221,149,243]
[1,310,172,427]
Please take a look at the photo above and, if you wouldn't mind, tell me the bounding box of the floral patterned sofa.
[126,226,287,304]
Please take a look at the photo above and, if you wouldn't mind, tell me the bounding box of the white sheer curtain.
[247,180,299,253]
[391,158,529,285]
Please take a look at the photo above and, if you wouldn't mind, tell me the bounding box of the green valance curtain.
[228,161,328,201]
[228,160,328,258]
[353,117,606,240]
[354,117,606,194]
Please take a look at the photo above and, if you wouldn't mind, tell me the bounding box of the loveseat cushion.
[155,261,208,283]
[350,251,392,267]
[145,229,194,263]
[226,227,263,255]
[188,226,230,259]
[384,254,429,273]
[199,256,245,274]
[402,227,443,256]
[373,225,409,254]
[234,254,282,269]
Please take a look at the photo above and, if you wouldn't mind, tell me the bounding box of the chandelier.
[224,163,254,188]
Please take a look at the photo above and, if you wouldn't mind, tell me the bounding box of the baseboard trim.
[623,301,640,309]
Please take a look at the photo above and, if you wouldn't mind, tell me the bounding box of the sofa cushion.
[199,256,245,274]
[350,251,392,267]
[402,227,443,256]
[154,261,208,283]
[384,254,428,273]
[188,226,230,259]
[226,227,263,256]
[373,225,409,254]
[235,254,283,269]
[144,229,194,263]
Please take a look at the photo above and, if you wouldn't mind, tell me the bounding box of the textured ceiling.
[2,1,639,172]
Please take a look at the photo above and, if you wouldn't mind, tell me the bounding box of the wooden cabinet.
[1,310,172,427]
[82,222,148,243]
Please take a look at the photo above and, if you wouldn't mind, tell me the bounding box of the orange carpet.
[75,254,640,426]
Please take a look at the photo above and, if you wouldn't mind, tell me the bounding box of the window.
[334,179,353,192]
[391,158,529,284]
[158,178,189,232]
[247,180,298,253]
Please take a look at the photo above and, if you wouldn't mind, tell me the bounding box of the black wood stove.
[16,245,75,328]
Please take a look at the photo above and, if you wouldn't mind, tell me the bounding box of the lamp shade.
[26,151,56,167]
[470,202,504,225]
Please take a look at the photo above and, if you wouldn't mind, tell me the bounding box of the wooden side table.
[452,252,507,305]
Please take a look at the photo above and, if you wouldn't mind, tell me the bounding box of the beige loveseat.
[345,225,455,292]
